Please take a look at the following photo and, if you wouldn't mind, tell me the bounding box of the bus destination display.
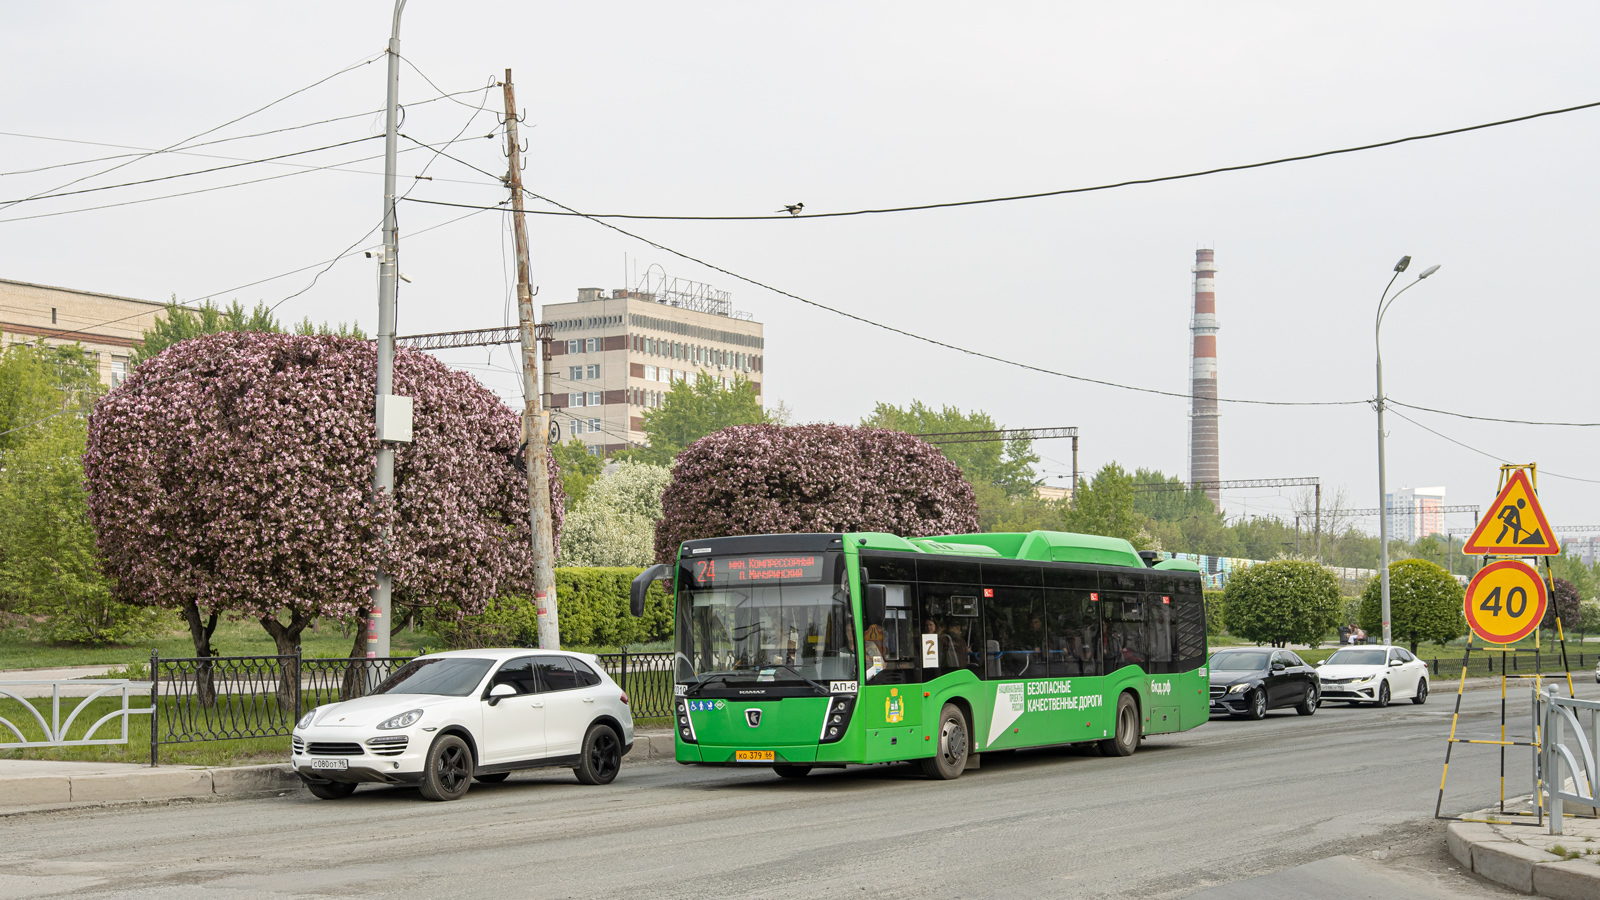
[688,554,825,586]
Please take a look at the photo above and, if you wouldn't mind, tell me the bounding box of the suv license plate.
[735,750,774,763]
[311,758,349,770]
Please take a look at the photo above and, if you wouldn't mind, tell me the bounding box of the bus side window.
[1044,588,1097,677]
[921,585,984,680]
[864,583,919,685]
[1172,576,1207,668]
[983,587,1043,679]
[1102,593,1146,672]
[1144,592,1174,674]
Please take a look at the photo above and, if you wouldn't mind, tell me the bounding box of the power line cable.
[426,97,1600,221]
[0,136,380,206]
[0,51,384,213]
[1387,399,1599,428]
[1386,407,1600,485]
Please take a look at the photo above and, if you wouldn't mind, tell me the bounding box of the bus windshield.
[676,582,856,686]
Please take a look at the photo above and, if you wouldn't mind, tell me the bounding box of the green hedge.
[428,567,672,650]
[1204,590,1226,636]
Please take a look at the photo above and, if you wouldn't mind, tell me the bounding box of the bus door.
[860,580,924,759]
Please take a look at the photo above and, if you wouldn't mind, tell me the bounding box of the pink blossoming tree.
[654,424,978,561]
[84,333,561,669]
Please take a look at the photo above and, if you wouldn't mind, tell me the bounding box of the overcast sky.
[4,2,1596,536]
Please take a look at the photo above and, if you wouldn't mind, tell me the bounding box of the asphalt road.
[4,676,1597,900]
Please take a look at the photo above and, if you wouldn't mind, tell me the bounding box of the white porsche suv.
[292,649,635,801]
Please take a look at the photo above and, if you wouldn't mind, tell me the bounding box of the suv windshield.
[676,579,855,687]
[1326,648,1388,666]
[1210,651,1269,671]
[373,658,494,696]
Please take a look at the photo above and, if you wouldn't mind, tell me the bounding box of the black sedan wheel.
[419,734,473,801]
[1246,689,1268,720]
[1296,683,1319,716]
[574,723,621,785]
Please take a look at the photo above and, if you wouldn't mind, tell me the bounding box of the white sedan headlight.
[377,709,424,730]
[1227,683,1251,694]
[297,710,317,729]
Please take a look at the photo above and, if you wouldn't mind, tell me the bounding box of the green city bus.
[629,530,1209,779]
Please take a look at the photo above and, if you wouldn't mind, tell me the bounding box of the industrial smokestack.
[1190,249,1220,508]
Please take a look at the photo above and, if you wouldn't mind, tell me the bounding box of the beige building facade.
[0,278,165,386]
[542,286,764,455]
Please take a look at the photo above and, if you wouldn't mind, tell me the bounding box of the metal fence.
[0,679,151,749]
[1539,686,1600,834]
[150,651,409,764]
[1428,649,1593,679]
[596,651,674,719]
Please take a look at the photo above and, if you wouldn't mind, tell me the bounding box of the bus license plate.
[311,758,349,770]
[735,750,774,763]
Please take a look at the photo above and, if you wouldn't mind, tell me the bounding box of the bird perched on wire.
[777,202,804,216]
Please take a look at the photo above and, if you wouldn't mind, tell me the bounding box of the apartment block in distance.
[0,278,165,386]
[542,278,763,455]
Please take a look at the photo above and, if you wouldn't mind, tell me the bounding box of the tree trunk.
[179,600,220,708]
[341,620,368,702]
[260,611,312,718]
[1410,638,1419,654]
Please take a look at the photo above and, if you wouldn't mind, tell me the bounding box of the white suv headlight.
[297,710,317,729]
[377,709,424,730]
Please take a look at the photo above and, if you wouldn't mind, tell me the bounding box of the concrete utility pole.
[368,0,410,660]
[502,70,561,650]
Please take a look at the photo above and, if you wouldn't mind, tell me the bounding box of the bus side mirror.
[865,584,886,623]
[631,564,671,617]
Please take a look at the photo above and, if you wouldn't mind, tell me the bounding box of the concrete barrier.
[71,768,212,803]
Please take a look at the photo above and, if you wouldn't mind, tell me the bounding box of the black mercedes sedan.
[1207,648,1320,719]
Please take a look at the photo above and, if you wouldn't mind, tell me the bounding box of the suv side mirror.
[631,563,672,617]
[865,584,886,624]
[486,683,516,706]
[1315,659,1324,666]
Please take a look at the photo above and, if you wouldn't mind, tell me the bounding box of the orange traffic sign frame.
[1463,560,1547,644]
[1461,469,1560,555]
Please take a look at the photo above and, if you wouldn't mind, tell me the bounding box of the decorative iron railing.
[595,652,674,719]
[0,679,152,749]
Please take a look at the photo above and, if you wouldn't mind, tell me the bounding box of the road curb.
[1447,816,1600,899]
[0,731,675,816]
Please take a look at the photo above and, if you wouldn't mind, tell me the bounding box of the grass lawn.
[0,696,289,767]
[0,619,439,671]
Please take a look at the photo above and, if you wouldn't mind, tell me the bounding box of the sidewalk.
[0,727,677,816]
[1447,802,1600,900]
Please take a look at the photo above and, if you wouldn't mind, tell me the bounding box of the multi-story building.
[541,282,764,455]
[0,278,165,386]
[1386,485,1446,544]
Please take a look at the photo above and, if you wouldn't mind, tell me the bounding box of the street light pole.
[369,0,408,660]
[1375,255,1441,648]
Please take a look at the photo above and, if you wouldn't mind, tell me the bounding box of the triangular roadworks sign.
[1461,469,1560,555]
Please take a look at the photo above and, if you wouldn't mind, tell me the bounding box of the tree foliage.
[1358,558,1465,652]
[633,371,768,465]
[552,437,603,506]
[655,424,978,562]
[84,332,561,660]
[0,415,162,644]
[1061,463,1156,550]
[0,339,101,453]
[860,401,1039,497]
[1544,576,1582,634]
[131,297,363,365]
[557,461,671,568]
[1222,560,1342,647]
[429,568,673,650]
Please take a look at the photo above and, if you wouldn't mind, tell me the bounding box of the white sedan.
[292,649,634,801]
[1316,645,1430,707]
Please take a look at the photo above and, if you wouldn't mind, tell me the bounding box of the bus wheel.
[920,704,970,780]
[1097,693,1140,758]
[772,765,811,779]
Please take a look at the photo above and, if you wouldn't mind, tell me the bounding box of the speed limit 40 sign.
[1463,560,1548,644]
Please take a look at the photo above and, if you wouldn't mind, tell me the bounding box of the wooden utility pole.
[502,70,560,650]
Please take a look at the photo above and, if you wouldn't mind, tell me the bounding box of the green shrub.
[1358,558,1464,653]
[1223,560,1342,647]
[428,567,672,650]
[1204,591,1226,635]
